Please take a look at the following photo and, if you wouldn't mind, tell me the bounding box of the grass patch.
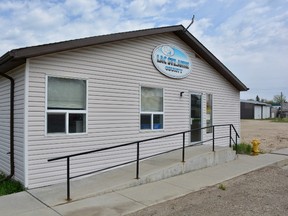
[0,172,24,196]
[233,142,252,155]
[271,118,288,123]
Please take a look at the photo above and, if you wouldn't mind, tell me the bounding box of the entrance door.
[190,94,202,142]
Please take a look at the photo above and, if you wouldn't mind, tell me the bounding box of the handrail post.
[236,134,238,152]
[212,126,215,152]
[182,132,185,162]
[136,142,140,179]
[67,157,71,201]
[229,124,232,147]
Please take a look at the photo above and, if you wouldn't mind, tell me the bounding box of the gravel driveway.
[126,120,288,216]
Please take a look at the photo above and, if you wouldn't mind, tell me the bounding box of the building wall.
[0,76,10,175]
[262,106,271,119]
[280,103,288,118]
[241,102,254,119]
[27,32,240,188]
[0,66,26,184]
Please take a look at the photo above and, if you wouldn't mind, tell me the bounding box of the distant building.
[271,107,279,118]
[280,102,288,118]
[241,100,271,119]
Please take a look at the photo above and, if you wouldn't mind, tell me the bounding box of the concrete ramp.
[28,145,236,206]
[139,145,236,185]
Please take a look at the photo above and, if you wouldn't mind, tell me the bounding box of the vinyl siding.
[0,77,10,175]
[0,66,25,184]
[27,32,240,188]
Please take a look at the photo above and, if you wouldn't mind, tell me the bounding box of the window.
[46,77,87,134]
[140,86,163,130]
[206,94,212,133]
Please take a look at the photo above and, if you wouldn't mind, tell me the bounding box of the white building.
[0,25,248,188]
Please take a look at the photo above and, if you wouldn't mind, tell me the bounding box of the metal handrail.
[48,124,239,200]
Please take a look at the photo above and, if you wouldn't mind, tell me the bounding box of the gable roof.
[0,25,248,91]
[241,100,271,106]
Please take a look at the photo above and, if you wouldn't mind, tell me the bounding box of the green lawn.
[271,118,288,123]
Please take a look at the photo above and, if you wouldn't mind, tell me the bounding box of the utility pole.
[280,92,283,118]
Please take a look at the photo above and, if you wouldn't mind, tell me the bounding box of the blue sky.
[1,0,287,100]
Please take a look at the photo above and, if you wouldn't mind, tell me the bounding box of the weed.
[0,172,24,196]
[218,184,226,190]
[233,142,252,155]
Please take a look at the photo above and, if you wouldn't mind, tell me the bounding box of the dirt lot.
[126,120,288,216]
[241,120,288,152]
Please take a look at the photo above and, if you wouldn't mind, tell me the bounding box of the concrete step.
[28,145,236,206]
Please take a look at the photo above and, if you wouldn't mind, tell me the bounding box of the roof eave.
[0,51,26,75]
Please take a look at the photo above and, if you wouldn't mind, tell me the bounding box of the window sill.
[139,129,165,133]
[45,132,88,137]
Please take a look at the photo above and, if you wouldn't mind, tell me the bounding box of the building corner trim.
[24,59,30,188]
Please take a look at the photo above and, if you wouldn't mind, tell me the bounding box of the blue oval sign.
[152,44,192,79]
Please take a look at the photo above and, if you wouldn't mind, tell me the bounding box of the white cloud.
[127,0,171,18]
[217,1,288,99]
[178,0,288,99]
[64,0,100,17]
[0,0,158,52]
[185,18,213,38]
[0,0,287,100]
[176,0,207,9]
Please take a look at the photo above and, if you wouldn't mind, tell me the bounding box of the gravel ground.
[126,120,288,216]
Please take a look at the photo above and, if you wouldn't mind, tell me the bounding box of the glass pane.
[69,114,86,133]
[153,114,163,129]
[140,114,151,129]
[48,77,86,110]
[206,94,212,133]
[191,94,202,142]
[141,87,163,112]
[47,113,66,133]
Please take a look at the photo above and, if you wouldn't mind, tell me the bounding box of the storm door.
[190,94,202,142]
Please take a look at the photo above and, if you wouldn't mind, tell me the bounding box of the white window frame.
[45,75,88,135]
[140,86,164,131]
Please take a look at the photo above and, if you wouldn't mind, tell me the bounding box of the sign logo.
[152,44,192,79]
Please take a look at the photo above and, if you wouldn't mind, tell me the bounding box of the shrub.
[233,142,252,155]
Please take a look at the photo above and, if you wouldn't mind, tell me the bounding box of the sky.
[0,0,287,100]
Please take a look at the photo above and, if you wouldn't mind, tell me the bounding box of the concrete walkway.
[1,148,288,216]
